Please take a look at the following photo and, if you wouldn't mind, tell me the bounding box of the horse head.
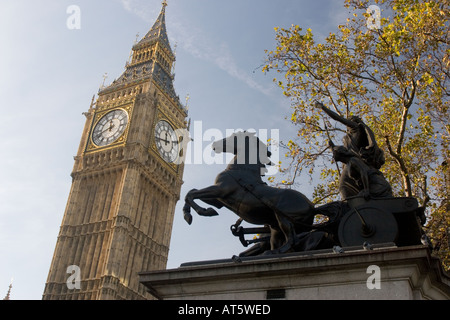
[212,131,273,174]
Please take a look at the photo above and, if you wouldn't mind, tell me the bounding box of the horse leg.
[262,214,297,255]
[269,227,284,251]
[273,213,298,254]
[183,186,223,224]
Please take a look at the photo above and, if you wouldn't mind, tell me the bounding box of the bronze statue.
[183,122,424,257]
[316,101,392,200]
[183,132,325,254]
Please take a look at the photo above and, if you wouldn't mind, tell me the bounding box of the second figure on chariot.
[316,101,392,200]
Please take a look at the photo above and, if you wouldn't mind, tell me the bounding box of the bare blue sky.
[0,0,352,299]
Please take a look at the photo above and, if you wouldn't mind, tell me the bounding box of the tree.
[263,0,449,269]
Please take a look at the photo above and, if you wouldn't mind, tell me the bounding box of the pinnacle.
[137,1,173,55]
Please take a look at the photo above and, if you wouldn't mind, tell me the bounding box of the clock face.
[155,120,179,163]
[92,109,129,147]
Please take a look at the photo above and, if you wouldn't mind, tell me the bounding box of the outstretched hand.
[315,101,325,109]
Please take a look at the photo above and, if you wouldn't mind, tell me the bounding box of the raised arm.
[315,101,358,129]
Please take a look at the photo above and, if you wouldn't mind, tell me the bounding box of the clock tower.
[43,2,188,300]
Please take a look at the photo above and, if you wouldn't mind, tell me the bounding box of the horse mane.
[231,131,272,165]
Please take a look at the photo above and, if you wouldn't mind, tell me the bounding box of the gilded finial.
[185,94,190,111]
[100,73,108,89]
[162,0,168,8]
[90,95,96,110]
[171,42,178,74]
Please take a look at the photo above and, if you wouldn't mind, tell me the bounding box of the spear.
[323,119,341,177]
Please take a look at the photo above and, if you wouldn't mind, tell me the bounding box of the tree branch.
[385,135,412,196]
[396,81,416,154]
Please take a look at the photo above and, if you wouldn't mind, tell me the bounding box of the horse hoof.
[206,208,219,216]
[184,212,193,225]
[263,245,294,256]
[276,244,295,255]
[201,208,219,217]
[262,249,277,255]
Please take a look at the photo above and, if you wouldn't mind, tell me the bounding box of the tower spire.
[137,0,173,54]
[98,0,180,107]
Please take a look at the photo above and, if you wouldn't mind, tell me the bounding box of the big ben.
[43,1,188,300]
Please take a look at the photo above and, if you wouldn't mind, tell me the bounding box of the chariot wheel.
[338,206,398,247]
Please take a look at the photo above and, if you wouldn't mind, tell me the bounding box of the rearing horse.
[183,132,317,254]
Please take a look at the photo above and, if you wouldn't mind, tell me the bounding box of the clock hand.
[156,136,171,145]
[101,127,111,134]
[156,136,181,145]
[164,132,170,146]
[101,121,116,134]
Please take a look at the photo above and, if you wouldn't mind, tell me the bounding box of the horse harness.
[226,170,279,216]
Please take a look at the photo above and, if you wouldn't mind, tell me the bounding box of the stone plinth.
[139,245,450,300]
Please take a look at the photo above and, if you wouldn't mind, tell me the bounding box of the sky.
[0,0,354,300]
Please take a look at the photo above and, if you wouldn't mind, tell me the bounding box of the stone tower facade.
[43,2,188,300]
